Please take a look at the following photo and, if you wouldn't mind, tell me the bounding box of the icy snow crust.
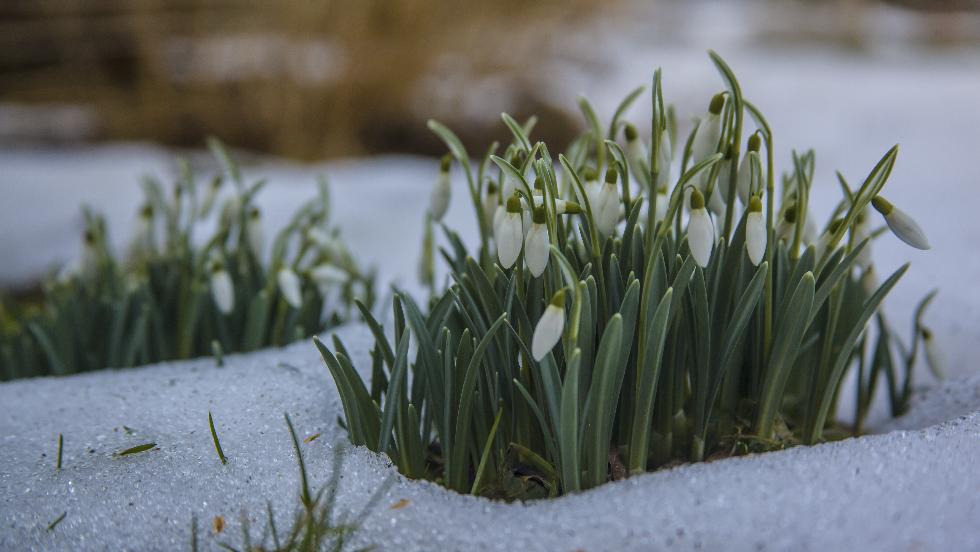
[1,323,979,551]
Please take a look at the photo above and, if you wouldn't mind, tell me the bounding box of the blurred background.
[2,0,980,158]
[2,0,980,377]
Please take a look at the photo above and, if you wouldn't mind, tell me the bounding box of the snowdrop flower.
[529,195,581,215]
[813,219,843,260]
[129,203,156,256]
[532,290,566,361]
[595,168,620,237]
[737,134,763,205]
[199,176,222,219]
[872,195,930,250]
[307,227,340,258]
[277,267,303,309]
[775,205,797,244]
[311,263,348,286]
[921,327,944,379]
[524,207,550,277]
[648,187,669,227]
[624,123,648,178]
[428,155,452,221]
[500,152,522,200]
[860,266,878,296]
[209,263,235,315]
[246,207,264,259]
[581,167,601,207]
[687,188,714,267]
[495,196,524,268]
[655,128,673,190]
[853,208,873,270]
[691,93,726,189]
[745,195,766,266]
[482,182,499,227]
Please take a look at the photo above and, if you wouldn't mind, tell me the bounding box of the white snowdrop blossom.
[595,169,621,237]
[690,93,725,190]
[429,155,452,221]
[277,268,303,309]
[529,195,580,215]
[737,134,763,205]
[482,182,499,228]
[246,207,264,259]
[524,207,550,277]
[495,196,524,268]
[745,196,766,266]
[199,177,221,219]
[687,188,714,268]
[922,328,944,379]
[860,266,878,296]
[624,123,648,180]
[581,167,601,207]
[532,291,566,361]
[775,205,797,244]
[307,227,341,259]
[311,263,347,297]
[872,196,930,250]
[210,265,235,314]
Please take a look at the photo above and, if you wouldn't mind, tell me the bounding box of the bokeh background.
[3,0,979,158]
[2,0,980,377]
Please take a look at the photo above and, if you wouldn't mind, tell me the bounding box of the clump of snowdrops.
[317,52,937,500]
[0,140,374,379]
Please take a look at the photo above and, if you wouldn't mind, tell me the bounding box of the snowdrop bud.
[687,188,714,267]
[814,219,844,260]
[595,168,620,237]
[656,128,673,190]
[652,188,669,226]
[853,208,873,270]
[428,155,452,221]
[921,327,944,379]
[776,205,797,243]
[531,194,580,215]
[311,263,347,287]
[737,135,762,205]
[745,196,766,265]
[501,153,522,200]
[210,265,235,315]
[246,207,264,259]
[860,266,878,296]
[872,196,930,250]
[199,176,221,219]
[524,207,550,277]
[624,123,647,177]
[277,268,303,309]
[130,203,155,256]
[483,182,499,227]
[495,196,524,268]
[691,93,726,171]
[532,290,566,361]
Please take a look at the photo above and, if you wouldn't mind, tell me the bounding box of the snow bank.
[1,323,977,551]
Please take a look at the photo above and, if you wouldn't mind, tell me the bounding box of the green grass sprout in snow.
[318,52,938,499]
[0,139,375,380]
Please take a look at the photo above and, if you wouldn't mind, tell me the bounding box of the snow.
[3,4,980,549]
[1,322,978,551]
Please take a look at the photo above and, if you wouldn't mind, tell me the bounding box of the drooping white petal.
[708,188,726,219]
[688,207,714,268]
[482,186,499,227]
[653,190,668,225]
[691,114,722,167]
[210,270,235,314]
[246,208,264,259]
[532,303,565,361]
[311,263,348,286]
[736,151,761,205]
[429,171,451,221]
[277,268,303,309]
[524,223,550,277]
[595,182,620,237]
[885,208,930,250]
[492,204,506,237]
[922,328,944,379]
[745,211,766,265]
[496,213,524,268]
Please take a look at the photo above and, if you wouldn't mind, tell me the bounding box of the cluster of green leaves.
[192,414,392,552]
[319,52,935,499]
[0,140,374,380]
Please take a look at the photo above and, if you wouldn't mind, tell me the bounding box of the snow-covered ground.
[1,323,978,551]
[3,4,980,549]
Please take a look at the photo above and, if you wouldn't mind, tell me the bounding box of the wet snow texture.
[4,5,980,549]
[1,324,979,552]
